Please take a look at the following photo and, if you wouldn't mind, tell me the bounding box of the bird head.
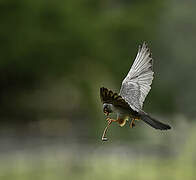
[103,103,113,116]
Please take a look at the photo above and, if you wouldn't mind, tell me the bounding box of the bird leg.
[102,118,118,141]
[130,118,136,128]
[130,118,140,128]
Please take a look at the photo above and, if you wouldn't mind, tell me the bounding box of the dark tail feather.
[141,114,171,130]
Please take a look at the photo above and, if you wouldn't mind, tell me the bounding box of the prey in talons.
[101,115,138,141]
[102,105,118,141]
[101,103,118,141]
[101,118,116,141]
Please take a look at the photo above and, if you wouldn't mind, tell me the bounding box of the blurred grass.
[0,149,195,180]
[0,118,195,180]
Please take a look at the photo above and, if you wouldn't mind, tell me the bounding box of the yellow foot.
[130,119,136,128]
[106,117,118,122]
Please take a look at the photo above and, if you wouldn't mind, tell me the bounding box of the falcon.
[100,42,171,141]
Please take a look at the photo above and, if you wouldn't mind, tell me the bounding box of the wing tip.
[140,41,153,66]
[142,41,149,50]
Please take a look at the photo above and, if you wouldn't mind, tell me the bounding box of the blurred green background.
[1,0,196,179]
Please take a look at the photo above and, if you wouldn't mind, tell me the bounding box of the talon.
[130,119,136,128]
[131,122,135,128]
[130,123,135,128]
[106,118,118,122]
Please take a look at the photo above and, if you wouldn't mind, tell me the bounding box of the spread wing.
[119,42,154,112]
[100,87,131,110]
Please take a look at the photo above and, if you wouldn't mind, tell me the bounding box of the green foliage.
[0,0,196,138]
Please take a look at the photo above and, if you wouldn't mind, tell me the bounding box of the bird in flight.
[100,42,171,141]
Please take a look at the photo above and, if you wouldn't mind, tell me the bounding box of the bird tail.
[140,113,171,130]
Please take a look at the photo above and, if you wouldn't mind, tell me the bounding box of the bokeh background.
[1,0,196,179]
